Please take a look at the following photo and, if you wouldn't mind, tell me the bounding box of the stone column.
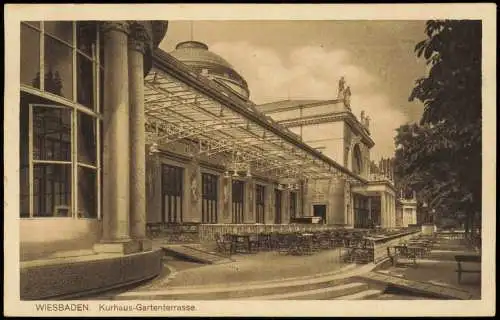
[391,195,396,227]
[95,21,138,254]
[245,178,255,223]
[302,180,310,217]
[368,197,372,221]
[128,24,151,251]
[380,192,387,228]
[220,176,232,224]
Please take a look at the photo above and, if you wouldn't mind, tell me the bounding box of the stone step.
[109,264,374,300]
[111,277,354,300]
[162,245,232,265]
[334,289,383,300]
[244,282,369,300]
[359,271,473,300]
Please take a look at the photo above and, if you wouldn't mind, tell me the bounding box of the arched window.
[352,144,363,175]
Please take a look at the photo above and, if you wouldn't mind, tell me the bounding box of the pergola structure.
[144,50,367,187]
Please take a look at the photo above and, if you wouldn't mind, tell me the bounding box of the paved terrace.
[368,234,481,299]
[88,231,481,301]
[149,246,349,288]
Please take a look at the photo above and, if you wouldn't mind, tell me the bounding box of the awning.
[144,50,367,184]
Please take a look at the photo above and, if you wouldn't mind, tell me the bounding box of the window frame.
[21,21,102,115]
[20,20,103,220]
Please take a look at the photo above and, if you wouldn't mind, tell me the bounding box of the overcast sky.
[159,20,428,161]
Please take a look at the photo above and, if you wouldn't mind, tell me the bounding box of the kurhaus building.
[18,22,416,299]
[143,41,417,235]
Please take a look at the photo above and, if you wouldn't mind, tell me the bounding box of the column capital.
[100,21,131,35]
[128,23,152,54]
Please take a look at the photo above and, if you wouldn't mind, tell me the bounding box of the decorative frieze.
[100,21,130,35]
[128,22,151,54]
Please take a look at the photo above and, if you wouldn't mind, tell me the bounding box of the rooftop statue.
[360,110,365,122]
[365,116,370,130]
[344,86,352,110]
[337,76,346,99]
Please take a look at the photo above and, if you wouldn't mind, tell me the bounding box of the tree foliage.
[394,20,482,232]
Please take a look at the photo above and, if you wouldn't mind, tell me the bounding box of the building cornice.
[367,179,396,191]
[278,111,375,148]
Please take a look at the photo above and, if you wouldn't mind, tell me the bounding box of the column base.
[93,240,141,255]
[135,238,153,252]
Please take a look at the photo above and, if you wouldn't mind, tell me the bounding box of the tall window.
[255,184,265,224]
[202,173,218,223]
[290,192,297,220]
[275,189,282,224]
[161,164,184,223]
[232,180,244,224]
[20,21,102,219]
[354,195,369,228]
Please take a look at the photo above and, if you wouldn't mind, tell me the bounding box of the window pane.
[77,112,96,165]
[77,54,94,109]
[21,24,40,88]
[24,21,41,28]
[44,36,73,100]
[76,22,96,57]
[33,106,71,161]
[33,163,72,217]
[20,104,30,217]
[44,21,73,44]
[78,166,97,218]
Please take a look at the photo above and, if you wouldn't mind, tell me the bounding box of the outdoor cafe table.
[393,245,421,263]
[230,234,252,254]
[300,233,314,255]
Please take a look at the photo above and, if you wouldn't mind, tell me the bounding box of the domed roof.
[170,41,235,70]
[169,41,250,99]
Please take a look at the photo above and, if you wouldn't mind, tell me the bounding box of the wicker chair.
[215,233,233,257]
[258,233,271,251]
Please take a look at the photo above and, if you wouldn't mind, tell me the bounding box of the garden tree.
[394,20,482,235]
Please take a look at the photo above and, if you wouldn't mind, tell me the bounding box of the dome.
[169,41,250,99]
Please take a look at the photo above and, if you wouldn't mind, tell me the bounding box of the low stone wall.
[371,230,421,263]
[198,224,342,242]
[20,250,163,300]
[147,223,200,243]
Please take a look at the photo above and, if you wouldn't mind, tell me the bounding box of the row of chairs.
[214,230,375,258]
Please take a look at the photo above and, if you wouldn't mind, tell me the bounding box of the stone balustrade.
[369,230,421,263]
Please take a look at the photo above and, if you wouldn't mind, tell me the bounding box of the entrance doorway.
[313,204,326,224]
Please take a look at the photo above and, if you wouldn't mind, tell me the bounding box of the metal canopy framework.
[144,52,366,185]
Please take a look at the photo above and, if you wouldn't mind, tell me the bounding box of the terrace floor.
[152,246,350,288]
[373,236,481,299]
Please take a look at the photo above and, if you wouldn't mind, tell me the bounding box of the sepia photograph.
[4,3,496,317]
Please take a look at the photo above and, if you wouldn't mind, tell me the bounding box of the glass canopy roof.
[144,50,366,185]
